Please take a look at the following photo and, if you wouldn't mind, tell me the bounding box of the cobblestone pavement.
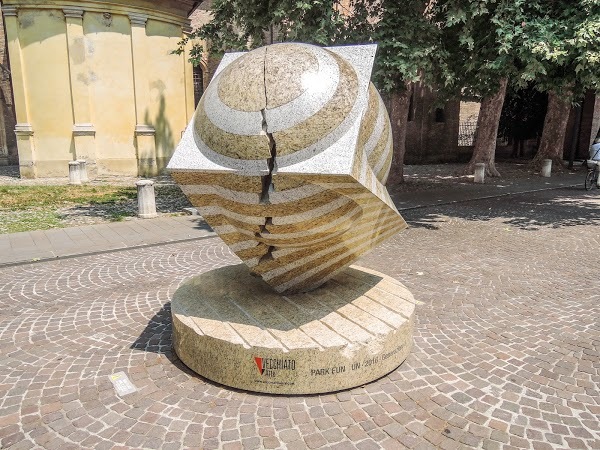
[1,187,599,449]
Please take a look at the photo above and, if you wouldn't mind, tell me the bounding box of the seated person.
[591,138,600,186]
[591,138,600,162]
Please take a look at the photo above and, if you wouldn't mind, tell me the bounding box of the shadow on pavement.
[192,217,213,232]
[403,186,600,231]
[131,302,173,354]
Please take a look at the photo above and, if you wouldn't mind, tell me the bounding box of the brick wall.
[403,83,461,164]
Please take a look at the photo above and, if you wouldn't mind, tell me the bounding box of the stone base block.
[172,264,415,394]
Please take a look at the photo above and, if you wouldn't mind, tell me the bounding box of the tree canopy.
[343,0,442,94]
[430,0,600,171]
[433,0,600,99]
[179,1,347,66]
[179,0,442,95]
[515,0,600,99]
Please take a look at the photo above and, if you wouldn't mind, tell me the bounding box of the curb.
[397,182,580,211]
[0,233,218,269]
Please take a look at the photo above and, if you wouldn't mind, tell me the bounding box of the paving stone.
[241,437,261,450]
[303,433,328,449]
[565,437,588,449]
[398,433,422,448]
[262,437,281,449]
[314,417,335,431]
[482,439,502,450]
[1,187,599,449]
[356,439,382,450]
[279,429,301,443]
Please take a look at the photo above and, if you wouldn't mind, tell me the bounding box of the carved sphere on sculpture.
[193,43,393,183]
[171,43,403,293]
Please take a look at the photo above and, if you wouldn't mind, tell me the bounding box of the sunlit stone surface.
[168,43,407,294]
[171,264,415,394]
[168,43,414,394]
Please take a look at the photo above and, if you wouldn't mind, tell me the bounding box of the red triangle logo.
[254,357,264,375]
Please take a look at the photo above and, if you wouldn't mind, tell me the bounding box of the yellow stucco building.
[1,0,201,178]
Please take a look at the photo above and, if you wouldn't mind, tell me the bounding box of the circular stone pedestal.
[172,264,415,394]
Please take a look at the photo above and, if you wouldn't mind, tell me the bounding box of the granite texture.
[172,264,415,394]
[168,43,406,293]
[264,43,320,110]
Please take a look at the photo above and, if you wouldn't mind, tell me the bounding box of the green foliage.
[433,0,527,98]
[175,0,348,65]
[176,0,442,94]
[349,0,444,93]
[0,209,62,234]
[433,0,600,101]
[514,0,600,98]
[109,212,128,222]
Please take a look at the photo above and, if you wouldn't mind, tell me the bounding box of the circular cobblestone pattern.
[0,188,599,449]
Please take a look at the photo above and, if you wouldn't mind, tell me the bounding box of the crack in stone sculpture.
[168,43,415,394]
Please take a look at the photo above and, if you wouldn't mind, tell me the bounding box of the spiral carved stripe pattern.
[169,43,404,293]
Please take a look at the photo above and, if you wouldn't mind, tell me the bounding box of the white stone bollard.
[68,161,81,185]
[136,180,158,218]
[474,163,486,184]
[78,159,89,182]
[541,159,552,177]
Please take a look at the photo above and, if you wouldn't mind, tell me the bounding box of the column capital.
[182,19,193,34]
[15,123,34,136]
[2,6,18,17]
[129,13,148,27]
[73,123,95,136]
[63,8,84,19]
[135,124,156,136]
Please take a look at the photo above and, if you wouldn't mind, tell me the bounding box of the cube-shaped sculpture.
[168,43,407,293]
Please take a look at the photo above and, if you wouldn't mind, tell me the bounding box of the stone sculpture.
[168,43,416,394]
[169,43,407,293]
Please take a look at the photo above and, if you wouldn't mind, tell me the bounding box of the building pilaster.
[3,5,36,178]
[64,7,97,177]
[129,13,157,177]
[182,22,195,124]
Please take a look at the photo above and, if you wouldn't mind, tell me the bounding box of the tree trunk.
[386,84,412,185]
[533,90,572,169]
[463,77,508,177]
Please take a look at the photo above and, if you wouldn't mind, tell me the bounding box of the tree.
[514,1,600,168]
[178,0,442,185]
[178,1,348,67]
[433,1,531,177]
[435,0,600,173]
[467,78,507,176]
